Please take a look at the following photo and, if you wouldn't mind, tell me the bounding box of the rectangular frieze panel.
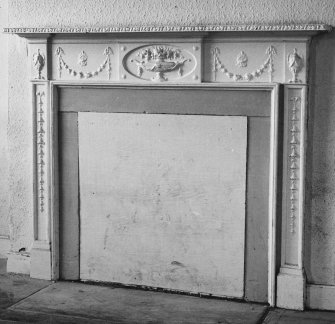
[204,40,308,84]
[51,43,118,81]
[119,41,201,83]
[46,36,309,84]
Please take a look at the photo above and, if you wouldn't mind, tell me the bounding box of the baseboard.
[7,251,31,275]
[307,284,335,311]
[0,235,10,274]
[0,235,10,256]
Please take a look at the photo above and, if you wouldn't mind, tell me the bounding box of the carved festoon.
[212,45,277,82]
[55,46,113,79]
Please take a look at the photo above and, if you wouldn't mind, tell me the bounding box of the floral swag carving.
[55,46,113,79]
[212,46,277,82]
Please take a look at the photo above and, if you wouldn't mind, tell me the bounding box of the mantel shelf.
[3,23,332,36]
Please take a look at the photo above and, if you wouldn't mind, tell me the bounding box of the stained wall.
[1,0,335,286]
[0,0,9,256]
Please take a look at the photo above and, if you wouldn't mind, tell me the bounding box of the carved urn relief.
[121,43,200,82]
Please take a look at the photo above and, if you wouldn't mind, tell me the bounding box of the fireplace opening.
[58,85,274,303]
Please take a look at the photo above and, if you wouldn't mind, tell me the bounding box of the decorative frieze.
[26,35,307,83]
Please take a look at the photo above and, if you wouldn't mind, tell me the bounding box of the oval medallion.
[123,44,196,82]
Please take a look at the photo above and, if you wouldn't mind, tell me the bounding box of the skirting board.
[0,236,10,274]
[307,284,335,311]
[7,252,30,275]
[0,235,10,256]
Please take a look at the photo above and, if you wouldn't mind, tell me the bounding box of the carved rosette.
[78,50,88,66]
[236,51,248,68]
[123,44,196,82]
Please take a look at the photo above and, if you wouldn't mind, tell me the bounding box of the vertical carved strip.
[266,45,277,82]
[211,47,220,81]
[36,91,46,213]
[289,97,301,234]
[103,46,113,80]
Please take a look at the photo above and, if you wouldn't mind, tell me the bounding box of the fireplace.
[6,23,329,309]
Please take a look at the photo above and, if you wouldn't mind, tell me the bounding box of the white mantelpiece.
[4,23,330,310]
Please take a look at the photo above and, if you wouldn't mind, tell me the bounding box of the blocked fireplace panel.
[78,112,247,298]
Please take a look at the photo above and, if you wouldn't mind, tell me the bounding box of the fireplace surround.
[4,23,330,310]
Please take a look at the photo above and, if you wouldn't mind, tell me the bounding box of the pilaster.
[30,36,53,279]
[277,85,307,309]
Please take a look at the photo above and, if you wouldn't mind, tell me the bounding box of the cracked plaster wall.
[2,0,335,284]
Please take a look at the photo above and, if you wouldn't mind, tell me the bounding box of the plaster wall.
[0,0,9,255]
[3,0,335,288]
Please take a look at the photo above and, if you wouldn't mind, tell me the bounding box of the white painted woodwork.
[12,26,320,309]
[78,113,247,298]
[307,284,335,311]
